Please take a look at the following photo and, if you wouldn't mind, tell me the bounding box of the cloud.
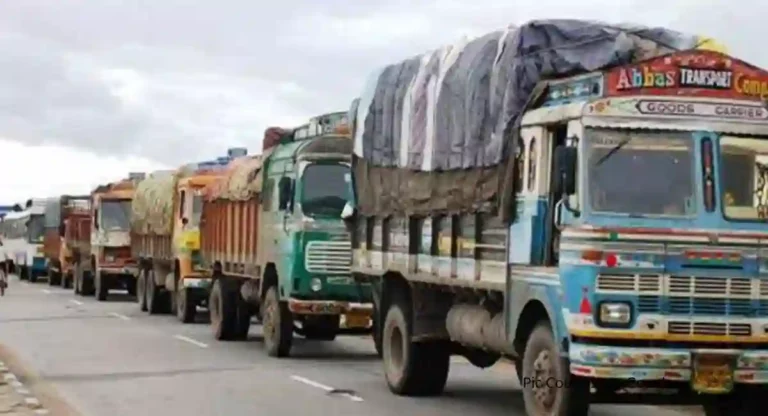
[0,0,764,202]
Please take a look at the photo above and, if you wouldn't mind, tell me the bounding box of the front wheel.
[382,294,450,396]
[95,270,108,301]
[521,323,590,416]
[261,286,293,357]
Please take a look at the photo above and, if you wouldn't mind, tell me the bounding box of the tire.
[210,278,237,340]
[95,270,108,301]
[61,271,72,289]
[234,295,251,340]
[146,270,167,314]
[48,270,60,286]
[177,286,196,324]
[19,266,28,281]
[137,269,147,312]
[702,388,767,415]
[74,264,81,295]
[261,285,293,357]
[521,323,590,416]
[372,302,383,357]
[382,293,450,396]
[28,268,38,283]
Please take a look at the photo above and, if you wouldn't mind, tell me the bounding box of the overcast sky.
[0,0,761,204]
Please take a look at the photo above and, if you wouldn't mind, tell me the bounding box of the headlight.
[310,277,322,292]
[598,302,631,326]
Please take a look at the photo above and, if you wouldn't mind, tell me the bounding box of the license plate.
[691,354,735,394]
[345,314,370,329]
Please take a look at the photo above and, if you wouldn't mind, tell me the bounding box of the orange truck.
[43,195,90,288]
[75,174,143,300]
[131,161,226,318]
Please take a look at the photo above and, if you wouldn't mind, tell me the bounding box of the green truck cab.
[202,112,374,357]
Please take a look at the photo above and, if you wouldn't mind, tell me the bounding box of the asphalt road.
[0,275,702,416]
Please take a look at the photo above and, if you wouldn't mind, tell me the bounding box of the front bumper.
[570,343,768,384]
[288,299,373,316]
[31,257,47,272]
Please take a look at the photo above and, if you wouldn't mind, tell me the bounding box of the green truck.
[201,112,375,357]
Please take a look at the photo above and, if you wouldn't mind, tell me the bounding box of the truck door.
[542,123,569,266]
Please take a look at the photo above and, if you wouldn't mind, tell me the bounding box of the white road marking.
[16,387,31,395]
[69,299,83,306]
[35,409,51,415]
[173,335,209,348]
[108,312,131,321]
[290,375,364,402]
[41,289,51,294]
[3,373,17,381]
[24,397,41,408]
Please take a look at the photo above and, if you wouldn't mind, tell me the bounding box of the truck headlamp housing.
[598,302,632,328]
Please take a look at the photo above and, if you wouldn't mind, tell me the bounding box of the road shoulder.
[0,343,80,416]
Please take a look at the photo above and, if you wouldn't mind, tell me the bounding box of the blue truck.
[346,20,768,415]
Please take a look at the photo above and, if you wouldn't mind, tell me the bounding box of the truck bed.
[131,234,173,261]
[200,199,259,276]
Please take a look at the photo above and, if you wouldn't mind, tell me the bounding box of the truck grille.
[597,273,768,317]
[668,321,752,337]
[304,241,351,274]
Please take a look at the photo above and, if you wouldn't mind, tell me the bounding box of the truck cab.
[2,199,47,282]
[89,176,142,300]
[257,112,373,355]
[512,50,768,411]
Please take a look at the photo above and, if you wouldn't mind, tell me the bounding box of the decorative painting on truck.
[605,50,768,101]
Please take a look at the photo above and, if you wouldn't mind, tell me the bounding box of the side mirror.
[181,217,188,226]
[278,177,293,211]
[93,209,99,230]
[553,145,577,196]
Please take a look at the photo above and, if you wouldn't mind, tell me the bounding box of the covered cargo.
[200,156,263,271]
[43,197,62,262]
[350,19,704,219]
[131,169,188,236]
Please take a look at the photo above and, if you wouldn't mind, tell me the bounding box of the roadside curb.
[0,344,80,416]
[0,360,49,414]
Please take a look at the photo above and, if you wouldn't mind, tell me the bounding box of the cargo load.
[131,168,192,236]
[350,19,704,218]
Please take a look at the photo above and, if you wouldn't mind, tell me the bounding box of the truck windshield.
[720,136,768,221]
[27,215,45,243]
[300,163,350,217]
[587,129,695,217]
[101,200,131,231]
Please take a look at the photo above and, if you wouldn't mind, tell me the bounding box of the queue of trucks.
[2,19,768,415]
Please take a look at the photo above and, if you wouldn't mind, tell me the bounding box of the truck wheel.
[81,271,95,296]
[234,296,252,340]
[48,270,60,286]
[521,323,589,416]
[19,266,28,281]
[262,286,293,357]
[210,278,237,340]
[61,271,72,289]
[28,268,38,283]
[177,286,196,324]
[372,303,383,357]
[126,278,137,297]
[382,296,450,396]
[137,270,147,312]
[147,271,167,314]
[95,270,108,301]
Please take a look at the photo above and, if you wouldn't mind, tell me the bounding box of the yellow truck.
[131,159,227,319]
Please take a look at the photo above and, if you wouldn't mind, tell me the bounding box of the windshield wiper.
[594,137,632,167]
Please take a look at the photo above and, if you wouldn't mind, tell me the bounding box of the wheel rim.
[383,316,405,382]
[177,288,186,317]
[532,349,556,410]
[263,294,276,344]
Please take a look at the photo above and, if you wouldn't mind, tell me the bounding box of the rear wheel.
[210,278,237,340]
[95,270,108,301]
[177,285,197,323]
[137,269,147,312]
[262,286,293,357]
[147,270,168,314]
[382,292,449,396]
